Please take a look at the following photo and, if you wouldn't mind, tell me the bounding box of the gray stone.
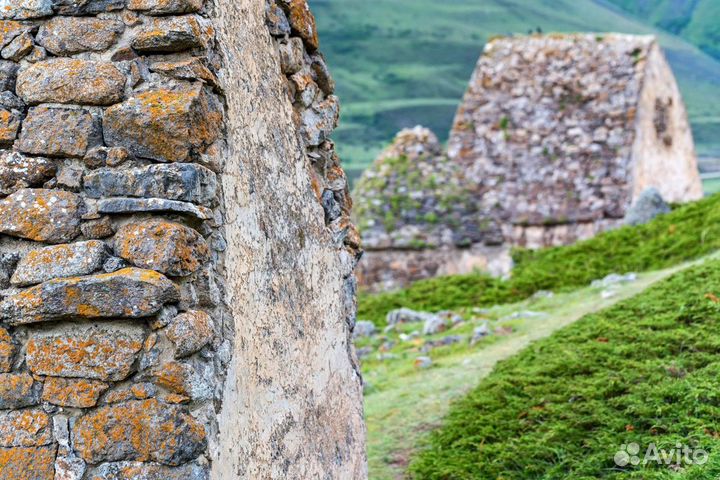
[0,152,56,197]
[278,37,303,74]
[0,0,52,19]
[414,356,432,369]
[17,106,102,158]
[0,373,41,409]
[72,399,207,466]
[300,95,339,146]
[422,315,446,336]
[151,359,212,400]
[128,0,203,15]
[0,189,83,243]
[387,307,440,326]
[102,256,128,273]
[310,53,335,94]
[265,1,290,36]
[352,320,376,339]
[149,58,218,86]
[166,310,213,358]
[0,91,26,111]
[54,455,86,480]
[88,461,208,480]
[470,322,490,345]
[1,267,179,325]
[131,15,211,53]
[0,60,18,90]
[1,31,33,61]
[98,197,213,220]
[624,187,671,226]
[17,58,126,106]
[52,0,125,15]
[84,163,217,204]
[81,216,114,239]
[591,272,638,288]
[11,240,107,286]
[103,86,222,162]
[37,16,125,56]
[26,327,144,381]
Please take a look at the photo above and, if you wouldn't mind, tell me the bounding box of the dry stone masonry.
[356,34,702,292]
[0,0,366,479]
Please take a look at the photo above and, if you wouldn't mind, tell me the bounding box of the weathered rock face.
[0,0,365,478]
[355,34,702,291]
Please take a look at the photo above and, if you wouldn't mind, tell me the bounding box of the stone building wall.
[355,34,702,292]
[0,0,365,478]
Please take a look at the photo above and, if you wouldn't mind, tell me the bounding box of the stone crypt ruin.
[356,34,703,292]
[0,0,367,478]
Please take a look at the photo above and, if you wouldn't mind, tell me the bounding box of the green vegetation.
[409,260,720,479]
[358,193,720,325]
[311,0,720,179]
[361,262,698,480]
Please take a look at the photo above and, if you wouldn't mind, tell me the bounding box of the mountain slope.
[311,0,720,179]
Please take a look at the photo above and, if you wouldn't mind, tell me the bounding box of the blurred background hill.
[310,0,720,184]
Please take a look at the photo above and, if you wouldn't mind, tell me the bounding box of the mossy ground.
[359,193,720,326]
[408,259,720,479]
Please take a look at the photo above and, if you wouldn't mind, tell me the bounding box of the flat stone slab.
[84,163,217,205]
[98,197,213,220]
[27,327,144,381]
[11,240,107,286]
[1,267,179,325]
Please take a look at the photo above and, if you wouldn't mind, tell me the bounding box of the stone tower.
[0,0,366,479]
[355,34,702,292]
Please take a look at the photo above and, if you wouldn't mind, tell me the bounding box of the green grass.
[362,261,697,480]
[358,194,720,326]
[408,259,720,479]
[311,0,720,180]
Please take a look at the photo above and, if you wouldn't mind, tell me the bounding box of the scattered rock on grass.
[414,356,432,369]
[470,322,490,345]
[353,320,376,339]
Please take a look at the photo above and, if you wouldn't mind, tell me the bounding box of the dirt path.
[363,256,716,479]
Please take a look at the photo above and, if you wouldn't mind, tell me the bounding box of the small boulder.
[422,315,446,336]
[352,320,376,339]
[624,187,671,226]
[1,267,179,325]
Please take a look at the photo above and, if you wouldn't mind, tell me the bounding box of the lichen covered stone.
[11,240,107,286]
[0,373,40,409]
[17,106,101,157]
[0,409,52,447]
[84,163,217,204]
[131,15,212,53]
[129,0,204,15]
[36,16,125,55]
[42,377,109,408]
[166,310,213,357]
[113,219,209,276]
[283,0,319,51]
[0,189,83,243]
[103,86,222,162]
[0,328,14,372]
[17,58,126,106]
[72,399,206,465]
[0,445,56,480]
[0,0,52,20]
[53,0,124,15]
[1,267,179,325]
[27,328,143,381]
[0,152,56,196]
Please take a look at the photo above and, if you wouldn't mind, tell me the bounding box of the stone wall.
[354,34,702,292]
[0,0,365,478]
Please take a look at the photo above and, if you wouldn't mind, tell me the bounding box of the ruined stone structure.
[0,0,366,479]
[356,34,702,291]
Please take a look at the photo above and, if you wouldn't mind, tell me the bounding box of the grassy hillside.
[600,0,720,60]
[358,193,720,325]
[409,260,720,479]
[310,0,720,179]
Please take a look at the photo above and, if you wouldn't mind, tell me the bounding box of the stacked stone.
[0,0,229,479]
[265,0,360,259]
